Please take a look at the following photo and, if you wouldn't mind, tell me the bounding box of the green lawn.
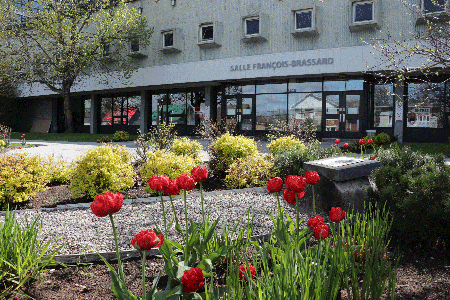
[9,132,137,143]
[397,142,450,157]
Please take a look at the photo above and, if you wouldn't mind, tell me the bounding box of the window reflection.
[256,83,287,94]
[256,94,287,130]
[289,93,322,131]
[407,82,445,128]
[374,84,393,127]
[225,85,255,95]
[288,80,322,93]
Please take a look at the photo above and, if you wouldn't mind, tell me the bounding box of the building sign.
[412,107,430,114]
[230,58,334,72]
[395,101,403,121]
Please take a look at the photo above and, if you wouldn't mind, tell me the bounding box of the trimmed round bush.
[69,145,135,199]
[42,156,74,184]
[0,153,49,204]
[140,149,198,186]
[225,153,274,189]
[171,137,203,162]
[267,136,305,155]
[209,133,257,178]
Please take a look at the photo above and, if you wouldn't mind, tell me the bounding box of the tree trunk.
[62,85,74,133]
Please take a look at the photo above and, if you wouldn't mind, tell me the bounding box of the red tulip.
[307,215,325,230]
[238,263,256,281]
[334,139,340,144]
[148,175,170,193]
[182,267,204,294]
[313,224,330,239]
[191,166,208,182]
[162,179,179,196]
[285,175,306,192]
[359,139,366,145]
[368,139,373,145]
[343,143,349,148]
[131,229,164,251]
[304,170,320,185]
[329,207,346,223]
[176,174,195,191]
[283,188,305,205]
[90,192,123,217]
[267,177,283,193]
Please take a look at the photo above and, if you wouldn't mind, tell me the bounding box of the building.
[11,0,450,142]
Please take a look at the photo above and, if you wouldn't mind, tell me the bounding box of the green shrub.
[171,137,203,162]
[69,145,135,199]
[0,139,5,148]
[134,123,178,164]
[140,150,198,187]
[209,133,258,178]
[112,130,130,142]
[96,135,112,143]
[372,132,392,146]
[0,208,63,298]
[272,142,341,179]
[0,154,49,205]
[267,136,305,155]
[224,153,274,188]
[369,145,450,250]
[43,156,74,184]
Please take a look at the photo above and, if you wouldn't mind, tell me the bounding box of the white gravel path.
[0,190,314,255]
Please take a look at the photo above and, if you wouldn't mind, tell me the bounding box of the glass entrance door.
[323,91,362,138]
[225,94,255,134]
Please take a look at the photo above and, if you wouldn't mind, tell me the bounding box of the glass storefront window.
[225,85,255,95]
[407,82,445,128]
[289,93,322,131]
[346,80,364,91]
[101,97,113,125]
[256,82,287,94]
[324,81,346,91]
[100,95,141,127]
[187,91,206,126]
[84,99,91,126]
[128,95,141,125]
[374,84,393,127]
[170,93,187,125]
[288,80,322,93]
[256,94,287,130]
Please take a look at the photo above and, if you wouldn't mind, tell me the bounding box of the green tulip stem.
[169,195,183,239]
[142,250,147,297]
[160,194,167,236]
[200,181,206,233]
[109,214,124,282]
[360,145,363,159]
[295,193,299,238]
[183,189,188,262]
[276,192,281,218]
[312,186,316,216]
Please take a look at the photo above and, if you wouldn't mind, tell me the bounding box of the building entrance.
[224,94,256,134]
[323,91,363,138]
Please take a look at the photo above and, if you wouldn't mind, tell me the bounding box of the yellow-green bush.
[209,133,258,178]
[42,156,74,184]
[69,145,135,199]
[0,153,49,204]
[0,140,5,148]
[140,150,198,188]
[225,153,274,189]
[171,137,203,162]
[267,136,306,155]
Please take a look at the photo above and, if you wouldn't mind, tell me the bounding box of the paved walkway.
[4,138,449,165]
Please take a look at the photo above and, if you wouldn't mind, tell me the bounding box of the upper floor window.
[162,31,174,48]
[422,0,446,13]
[199,24,214,42]
[295,9,313,29]
[353,1,374,23]
[244,17,260,36]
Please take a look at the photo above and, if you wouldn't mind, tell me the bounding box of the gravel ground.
[0,190,313,256]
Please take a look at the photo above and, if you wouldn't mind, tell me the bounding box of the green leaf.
[176,263,191,281]
[166,285,184,298]
[197,259,213,273]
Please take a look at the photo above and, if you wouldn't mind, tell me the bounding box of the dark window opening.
[163,32,174,47]
[245,18,260,35]
[354,2,374,22]
[423,0,446,13]
[201,25,214,41]
[296,10,313,29]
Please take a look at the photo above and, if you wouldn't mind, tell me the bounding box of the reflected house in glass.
[10,0,450,142]
[289,93,323,130]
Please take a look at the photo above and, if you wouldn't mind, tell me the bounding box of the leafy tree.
[0,0,153,132]
[370,0,450,83]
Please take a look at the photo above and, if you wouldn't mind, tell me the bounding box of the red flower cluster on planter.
[148,175,170,193]
[182,267,204,294]
[176,174,195,191]
[304,170,320,185]
[191,166,208,182]
[131,229,164,251]
[90,192,123,217]
[238,263,256,281]
[329,207,346,223]
[267,177,283,193]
